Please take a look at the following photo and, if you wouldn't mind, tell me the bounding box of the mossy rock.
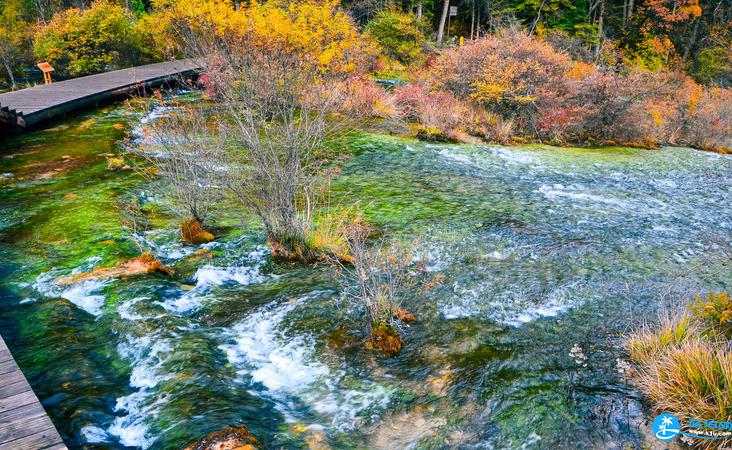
[416,127,458,143]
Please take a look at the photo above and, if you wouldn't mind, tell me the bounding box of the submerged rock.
[370,407,447,449]
[589,394,683,450]
[55,252,172,285]
[173,248,216,282]
[19,155,94,179]
[181,426,258,450]
[1,173,14,178]
[181,219,215,245]
[305,429,330,450]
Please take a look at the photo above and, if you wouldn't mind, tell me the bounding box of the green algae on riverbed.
[1,100,730,450]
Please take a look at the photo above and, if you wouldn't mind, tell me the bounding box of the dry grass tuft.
[625,313,732,449]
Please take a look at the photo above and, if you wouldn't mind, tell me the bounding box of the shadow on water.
[1,100,731,450]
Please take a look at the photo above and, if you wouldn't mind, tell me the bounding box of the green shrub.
[34,0,164,75]
[365,10,425,65]
[691,291,732,338]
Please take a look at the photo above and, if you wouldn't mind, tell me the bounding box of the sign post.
[447,6,457,42]
[37,62,54,85]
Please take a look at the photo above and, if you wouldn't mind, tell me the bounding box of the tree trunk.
[626,0,634,28]
[595,0,605,60]
[682,17,700,62]
[3,62,15,88]
[34,1,47,26]
[436,0,450,46]
[416,0,422,21]
[471,0,475,39]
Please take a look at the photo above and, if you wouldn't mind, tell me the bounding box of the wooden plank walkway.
[0,59,199,128]
[0,334,67,450]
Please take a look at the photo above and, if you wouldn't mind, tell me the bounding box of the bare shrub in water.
[152,1,371,260]
[332,217,438,353]
[131,95,224,245]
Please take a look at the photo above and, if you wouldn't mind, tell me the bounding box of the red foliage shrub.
[429,27,573,127]
[337,75,398,118]
[424,28,732,151]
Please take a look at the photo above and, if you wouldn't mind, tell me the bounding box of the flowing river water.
[1,101,731,450]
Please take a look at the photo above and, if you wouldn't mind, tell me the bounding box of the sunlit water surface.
[1,103,731,450]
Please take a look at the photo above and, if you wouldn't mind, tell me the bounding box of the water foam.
[221,297,392,430]
[490,147,534,165]
[158,249,268,314]
[538,184,628,208]
[441,280,585,326]
[104,336,174,449]
[33,270,110,316]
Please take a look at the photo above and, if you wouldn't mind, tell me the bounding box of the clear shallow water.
[1,105,731,450]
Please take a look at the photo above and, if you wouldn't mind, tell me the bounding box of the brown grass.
[625,314,732,449]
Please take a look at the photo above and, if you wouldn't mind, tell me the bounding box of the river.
[1,101,731,450]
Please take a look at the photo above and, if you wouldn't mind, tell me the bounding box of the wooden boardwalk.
[0,59,199,128]
[0,334,67,450]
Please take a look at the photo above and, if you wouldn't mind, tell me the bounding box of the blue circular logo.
[653,413,680,441]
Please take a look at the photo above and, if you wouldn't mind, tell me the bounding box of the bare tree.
[164,18,364,260]
[131,94,225,244]
[330,216,440,353]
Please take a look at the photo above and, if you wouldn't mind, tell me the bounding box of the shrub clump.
[331,218,438,354]
[365,10,425,66]
[691,291,732,339]
[423,27,732,151]
[34,0,165,75]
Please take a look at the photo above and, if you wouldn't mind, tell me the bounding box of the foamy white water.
[221,297,393,430]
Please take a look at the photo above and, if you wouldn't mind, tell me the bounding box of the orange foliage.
[180,219,214,245]
[371,322,403,353]
[430,29,572,110]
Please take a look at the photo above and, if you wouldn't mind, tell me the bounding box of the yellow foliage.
[34,0,166,75]
[153,0,378,74]
[566,61,594,81]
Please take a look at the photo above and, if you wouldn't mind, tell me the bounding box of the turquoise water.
[1,103,731,450]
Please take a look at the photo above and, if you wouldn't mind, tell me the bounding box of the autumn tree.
[34,0,165,75]
[144,0,375,260]
[627,0,701,67]
[0,0,32,87]
[366,10,426,64]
